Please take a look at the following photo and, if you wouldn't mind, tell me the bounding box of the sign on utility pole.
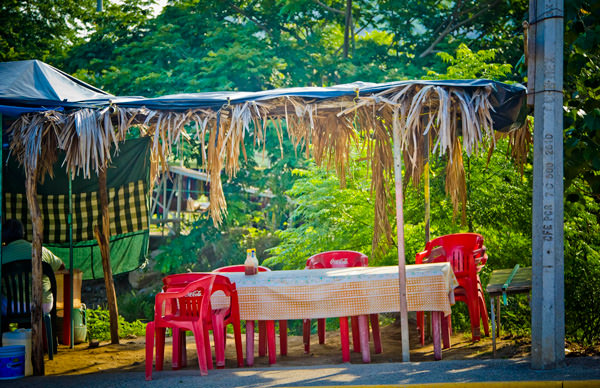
[529,0,565,370]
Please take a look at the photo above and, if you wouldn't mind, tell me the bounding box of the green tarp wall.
[2,137,151,280]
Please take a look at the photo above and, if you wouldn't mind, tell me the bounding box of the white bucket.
[0,345,25,379]
[2,329,32,376]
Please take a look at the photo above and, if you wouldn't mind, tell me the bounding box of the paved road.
[3,357,600,388]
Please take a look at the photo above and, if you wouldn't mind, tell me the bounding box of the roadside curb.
[284,381,600,388]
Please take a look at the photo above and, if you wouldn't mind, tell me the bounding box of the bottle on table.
[244,248,258,275]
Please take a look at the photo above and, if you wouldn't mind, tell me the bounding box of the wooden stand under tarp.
[486,265,532,357]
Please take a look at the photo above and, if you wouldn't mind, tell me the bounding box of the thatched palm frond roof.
[1,61,529,247]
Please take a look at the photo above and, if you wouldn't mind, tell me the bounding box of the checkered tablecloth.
[214,263,458,321]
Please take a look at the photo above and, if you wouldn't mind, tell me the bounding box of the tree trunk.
[95,166,120,344]
[343,0,352,58]
[25,165,44,375]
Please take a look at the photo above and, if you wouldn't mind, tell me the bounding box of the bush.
[565,257,600,346]
[154,219,281,274]
[117,290,155,323]
[87,307,147,342]
[563,190,600,346]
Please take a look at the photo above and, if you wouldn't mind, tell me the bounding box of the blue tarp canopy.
[0,60,114,116]
[0,104,62,116]
[0,60,527,132]
[117,79,522,108]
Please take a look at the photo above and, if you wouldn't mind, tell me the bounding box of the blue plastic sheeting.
[0,60,527,132]
[114,79,527,132]
[0,104,63,117]
[115,79,524,108]
[0,60,114,109]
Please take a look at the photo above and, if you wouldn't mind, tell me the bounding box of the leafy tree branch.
[418,0,502,58]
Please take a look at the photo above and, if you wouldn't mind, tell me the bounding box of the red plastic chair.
[415,233,490,344]
[303,250,382,362]
[212,264,287,365]
[146,276,215,380]
[159,273,244,373]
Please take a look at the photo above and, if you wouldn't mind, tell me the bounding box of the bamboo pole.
[94,166,120,344]
[68,170,74,348]
[25,163,44,375]
[392,124,410,362]
[423,132,432,342]
[424,132,430,243]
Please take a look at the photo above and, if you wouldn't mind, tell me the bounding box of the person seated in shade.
[1,219,65,314]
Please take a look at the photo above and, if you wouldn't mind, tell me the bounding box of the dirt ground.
[44,318,533,376]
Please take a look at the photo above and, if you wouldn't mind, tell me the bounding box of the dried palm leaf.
[445,141,467,224]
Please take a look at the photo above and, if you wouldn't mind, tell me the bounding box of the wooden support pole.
[392,123,410,362]
[25,164,44,375]
[424,132,432,342]
[94,166,120,344]
[68,170,74,348]
[176,174,182,235]
[424,132,431,243]
[0,113,3,345]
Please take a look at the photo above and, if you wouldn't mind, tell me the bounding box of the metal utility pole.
[529,0,565,370]
[97,0,103,12]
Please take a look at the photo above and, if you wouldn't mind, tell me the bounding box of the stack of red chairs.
[213,265,287,365]
[145,273,243,380]
[303,250,382,362]
[415,233,490,344]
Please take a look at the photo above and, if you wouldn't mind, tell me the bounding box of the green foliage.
[153,220,281,274]
[0,0,96,62]
[426,44,513,80]
[563,185,600,345]
[377,0,527,77]
[152,175,284,273]
[559,0,600,346]
[3,0,530,92]
[59,0,530,96]
[86,307,147,342]
[117,290,155,323]
[265,159,383,270]
[563,1,600,198]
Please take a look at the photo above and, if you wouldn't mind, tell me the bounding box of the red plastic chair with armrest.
[146,276,215,380]
[415,233,490,344]
[303,250,382,362]
[212,264,288,365]
[160,273,244,371]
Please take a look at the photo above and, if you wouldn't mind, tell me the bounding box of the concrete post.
[529,0,565,369]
